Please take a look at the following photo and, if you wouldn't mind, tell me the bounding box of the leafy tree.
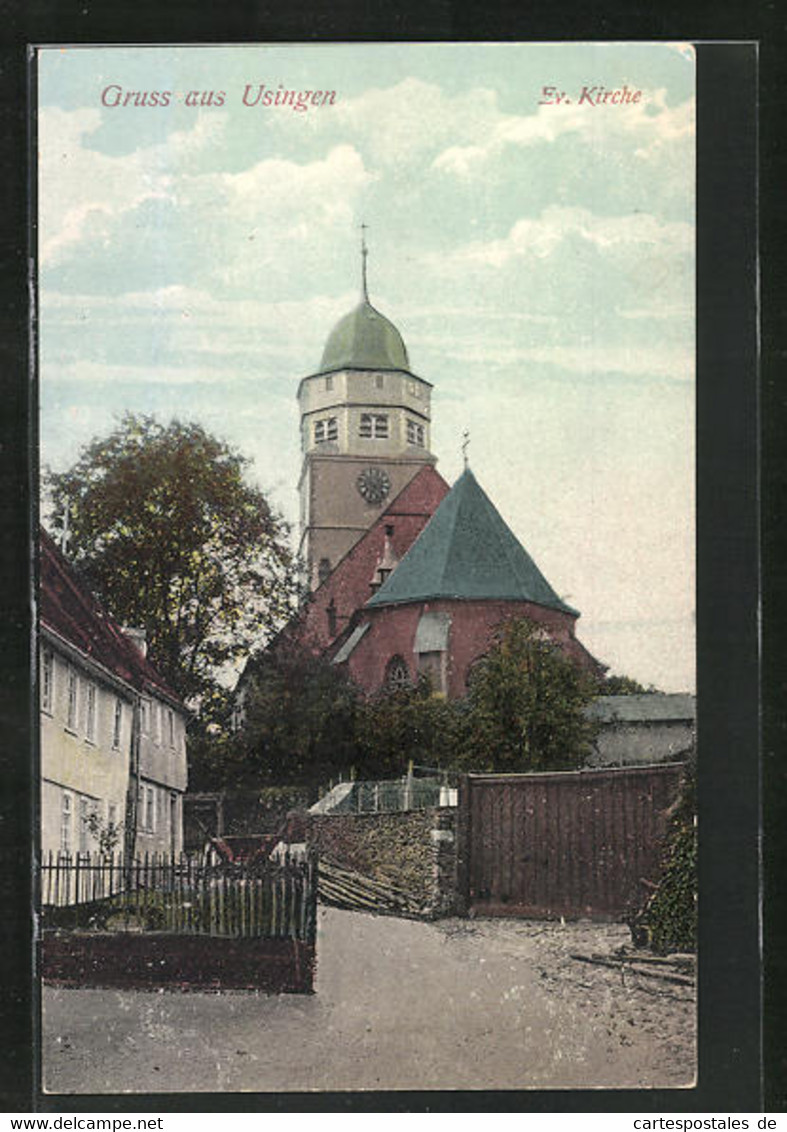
[234,641,361,788]
[46,414,298,713]
[601,673,659,695]
[458,618,598,772]
[355,675,468,778]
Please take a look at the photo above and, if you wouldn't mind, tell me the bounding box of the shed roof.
[366,467,576,615]
[586,693,696,724]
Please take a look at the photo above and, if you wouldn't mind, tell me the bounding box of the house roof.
[366,467,577,615]
[39,527,183,706]
[586,693,696,724]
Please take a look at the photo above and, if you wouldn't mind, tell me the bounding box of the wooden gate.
[458,763,684,920]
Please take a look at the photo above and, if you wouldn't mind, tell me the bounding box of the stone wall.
[308,806,458,918]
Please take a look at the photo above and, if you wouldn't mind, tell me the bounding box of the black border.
[1,10,770,1115]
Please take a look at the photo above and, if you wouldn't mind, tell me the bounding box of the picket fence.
[39,850,318,942]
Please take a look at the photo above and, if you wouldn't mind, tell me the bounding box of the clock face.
[357,467,391,505]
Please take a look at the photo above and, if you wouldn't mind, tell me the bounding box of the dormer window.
[360,413,388,439]
[406,419,425,447]
[314,417,338,444]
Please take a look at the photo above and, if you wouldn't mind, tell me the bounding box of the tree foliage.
[458,618,598,772]
[355,675,468,778]
[232,640,361,789]
[46,414,298,712]
[601,673,659,695]
[226,618,599,787]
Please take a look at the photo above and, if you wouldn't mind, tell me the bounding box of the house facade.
[40,530,188,859]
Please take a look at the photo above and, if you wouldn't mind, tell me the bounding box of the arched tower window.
[318,557,331,585]
[384,655,410,691]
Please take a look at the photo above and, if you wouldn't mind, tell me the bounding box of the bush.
[630,759,697,953]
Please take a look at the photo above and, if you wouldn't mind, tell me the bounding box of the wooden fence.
[458,763,684,920]
[39,850,318,943]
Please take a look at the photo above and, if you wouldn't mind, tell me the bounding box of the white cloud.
[432,92,695,180]
[428,206,693,272]
[38,107,227,265]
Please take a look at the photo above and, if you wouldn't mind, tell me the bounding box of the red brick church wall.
[343,598,597,698]
[295,465,449,651]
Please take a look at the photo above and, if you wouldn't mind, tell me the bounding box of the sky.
[37,43,696,692]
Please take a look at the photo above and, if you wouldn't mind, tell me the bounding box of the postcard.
[36,42,698,1095]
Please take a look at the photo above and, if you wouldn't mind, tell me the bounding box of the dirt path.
[42,907,695,1094]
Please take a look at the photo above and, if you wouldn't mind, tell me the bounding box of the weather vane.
[360,221,369,301]
[462,429,470,468]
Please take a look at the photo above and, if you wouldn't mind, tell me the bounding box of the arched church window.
[385,655,410,691]
[318,558,331,585]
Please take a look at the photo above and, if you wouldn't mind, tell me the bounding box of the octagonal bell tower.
[298,235,436,590]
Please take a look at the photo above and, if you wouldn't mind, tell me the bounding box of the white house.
[584,693,696,768]
[39,529,188,860]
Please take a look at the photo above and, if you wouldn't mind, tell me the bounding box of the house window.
[42,649,54,713]
[167,709,175,748]
[78,796,90,853]
[141,698,151,736]
[407,380,421,399]
[385,655,410,691]
[152,702,161,745]
[360,413,389,439]
[112,698,123,749]
[84,682,97,742]
[325,374,334,391]
[314,417,338,443]
[61,792,72,853]
[107,802,118,829]
[66,668,78,731]
[145,786,156,833]
[375,374,384,389]
[406,419,425,447]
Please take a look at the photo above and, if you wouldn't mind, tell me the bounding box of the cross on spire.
[360,221,369,301]
[462,429,470,468]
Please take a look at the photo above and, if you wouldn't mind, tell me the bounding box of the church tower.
[298,234,437,589]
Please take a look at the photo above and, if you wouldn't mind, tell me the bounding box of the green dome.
[319,300,409,374]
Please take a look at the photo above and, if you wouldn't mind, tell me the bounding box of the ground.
[42,907,695,1094]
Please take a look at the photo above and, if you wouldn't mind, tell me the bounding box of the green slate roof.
[366,467,577,615]
[319,299,409,374]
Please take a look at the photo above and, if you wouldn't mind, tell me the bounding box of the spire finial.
[360,221,369,301]
[461,429,470,469]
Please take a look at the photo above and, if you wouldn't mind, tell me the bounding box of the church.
[244,241,603,706]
